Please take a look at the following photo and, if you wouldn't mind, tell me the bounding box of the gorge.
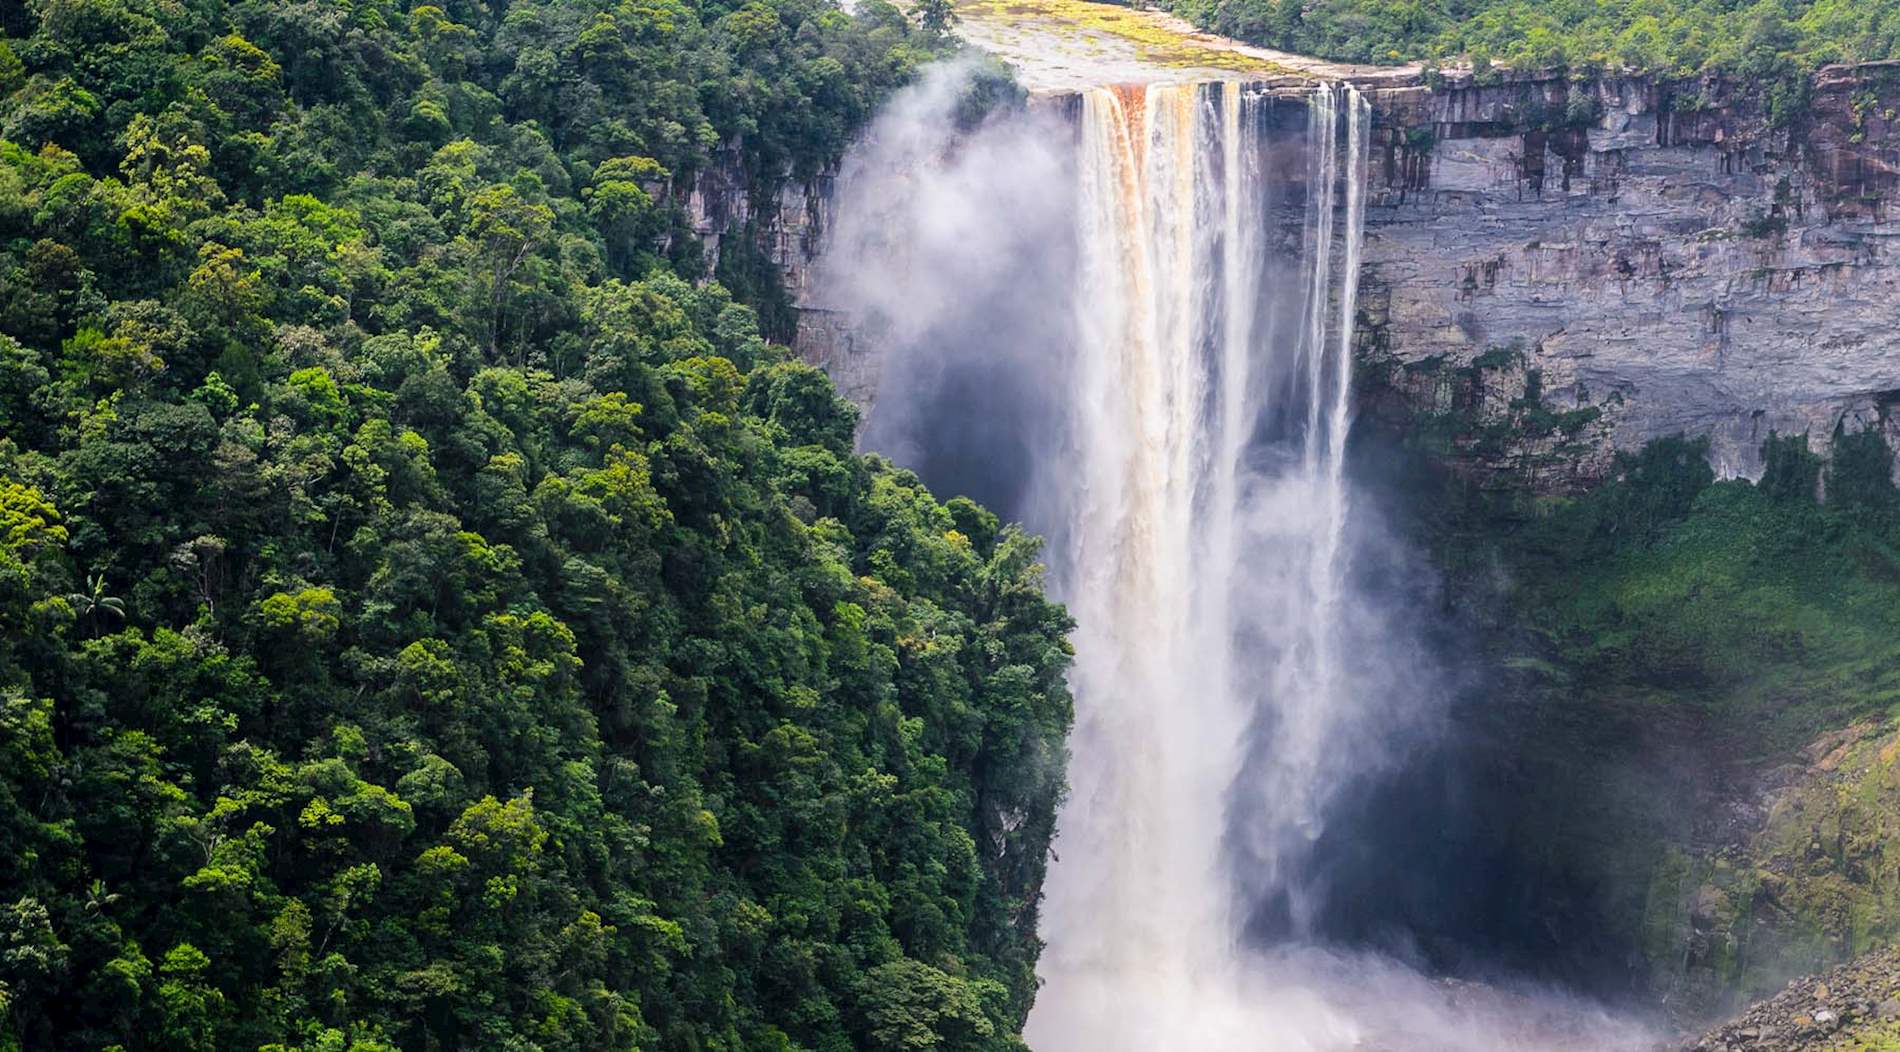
[777,11,1900,1047]
[809,59,1663,1048]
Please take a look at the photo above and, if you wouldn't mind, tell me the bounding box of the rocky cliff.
[1358,66,1900,489]
[765,65,1900,490]
[678,150,885,406]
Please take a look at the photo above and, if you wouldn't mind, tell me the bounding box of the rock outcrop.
[678,149,880,402]
[681,148,830,297]
[1357,67,1900,489]
[1688,944,1900,1050]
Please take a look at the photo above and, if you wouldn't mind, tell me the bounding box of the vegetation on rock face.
[0,1,1073,1050]
[1158,0,1900,78]
[1403,419,1900,1013]
[1500,432,1900,754]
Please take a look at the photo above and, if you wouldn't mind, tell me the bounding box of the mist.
[818,59,1079,529]
[810,60,1657,1051]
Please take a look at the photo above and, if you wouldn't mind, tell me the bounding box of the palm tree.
[66,574,126,626]
[84,880,120,915]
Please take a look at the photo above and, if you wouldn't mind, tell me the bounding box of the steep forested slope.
[0,2,1074,1050]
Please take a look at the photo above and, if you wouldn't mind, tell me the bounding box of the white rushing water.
[1024,78,1377,1051]
[819,62,1655,1051]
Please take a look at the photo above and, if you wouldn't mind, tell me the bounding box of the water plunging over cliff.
[817,60,1654,1050]
[1023,78,1372,1051]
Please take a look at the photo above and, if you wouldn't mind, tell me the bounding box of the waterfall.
[1023,78,1370,1050]
[819,64,1653,1050]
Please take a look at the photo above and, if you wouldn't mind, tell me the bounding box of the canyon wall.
[1357,65,1900,490]
[751,65,1900,491]
[1352,65,1900,1021]
[680,150,886,409]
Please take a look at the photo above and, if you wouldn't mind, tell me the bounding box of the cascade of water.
[1026,80,1371,1051]
[819,65,1651,1050]
[1245,83,1371,936]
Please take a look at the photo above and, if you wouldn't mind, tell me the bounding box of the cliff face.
[1342,67,1900,1026]
[1358,66,1900,489]
[681,148,829,293]
[776,67,1900,490]
[680,153,885,406]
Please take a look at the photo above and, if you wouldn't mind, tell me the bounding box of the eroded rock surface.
[1688,945,1900,1050]
[1359,69,1900,489]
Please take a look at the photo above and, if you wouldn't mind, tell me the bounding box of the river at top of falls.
[813,61,1660,1051]
[944,0,1418,93]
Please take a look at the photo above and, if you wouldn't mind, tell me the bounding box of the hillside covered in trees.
[1160,0,1900,80]
[0,1,1075,1050]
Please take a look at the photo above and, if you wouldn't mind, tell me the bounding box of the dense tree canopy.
[0,1,1072,1050]
[1161,0,1900,78]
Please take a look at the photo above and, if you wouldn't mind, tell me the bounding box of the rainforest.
[0,1,1073,1049]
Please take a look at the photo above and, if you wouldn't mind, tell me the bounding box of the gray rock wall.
[1359,70,1900,487]
[760,66,1900,490]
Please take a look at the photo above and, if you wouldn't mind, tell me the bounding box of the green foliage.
[1469,430,1900,728]
[917,0,960,39]
[1414,426,1900,1001]
[1828,425,1898,520]
[1760,430,1822,502]
[1591,435,1719,544]
[1159,0,1900,78]
[1379,348,1607,474]
[0,2,1069,1050]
